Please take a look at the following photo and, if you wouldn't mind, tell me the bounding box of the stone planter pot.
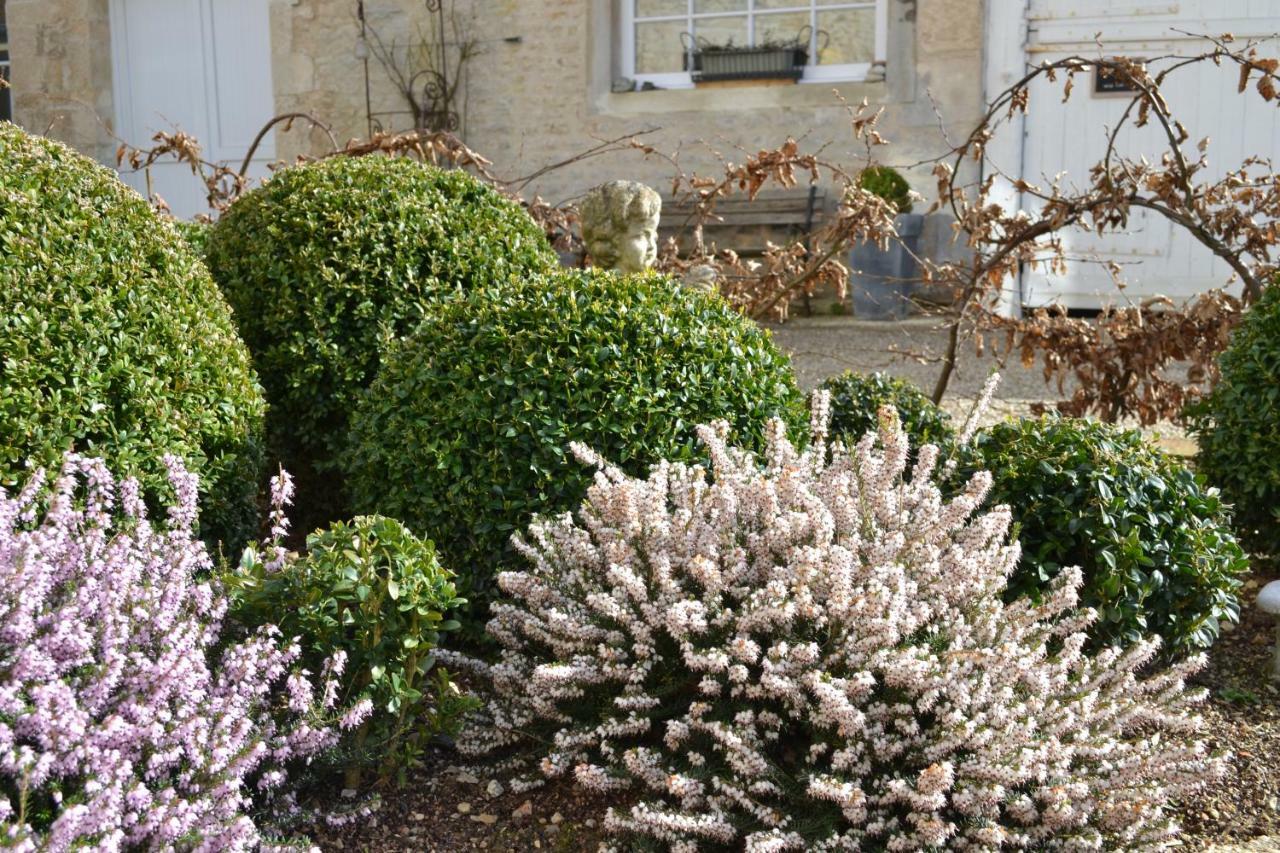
[849,212,924,320]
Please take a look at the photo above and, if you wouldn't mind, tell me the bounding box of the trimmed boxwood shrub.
[957,416,1247,655]
[1186,285,1280,559]
[344,270,806,609]
[228,513,472,786]
[206,154,557,484]
[857,165,913,213]
[171,217,212,257]
[819,370,954,451]
[0,123,265,551]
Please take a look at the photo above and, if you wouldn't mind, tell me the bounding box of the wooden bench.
[658,186,830,255]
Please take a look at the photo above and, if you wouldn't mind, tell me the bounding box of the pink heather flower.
[445,391,1227,850]
[0,455,352,849]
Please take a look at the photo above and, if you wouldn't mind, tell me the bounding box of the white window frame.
[620,0,888,89]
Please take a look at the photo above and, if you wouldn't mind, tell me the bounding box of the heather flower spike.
[445,381,1225,851]
[0,454,365,849]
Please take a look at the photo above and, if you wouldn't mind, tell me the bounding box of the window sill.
[597,74,887,116]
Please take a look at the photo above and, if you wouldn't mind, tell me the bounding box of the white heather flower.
[449,389,1227,851]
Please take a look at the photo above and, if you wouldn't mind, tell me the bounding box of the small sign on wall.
[1094,62,1144,95]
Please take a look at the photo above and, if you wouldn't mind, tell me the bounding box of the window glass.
[755,11,809,47]
[636,0,685,16]
[629,0,880,80]
[693,15,748,48]
[635,19,688,72]
[817,7,875,64]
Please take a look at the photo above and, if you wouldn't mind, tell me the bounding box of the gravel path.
[767,315,1197,455]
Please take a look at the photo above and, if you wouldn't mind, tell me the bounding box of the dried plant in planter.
[445,386,1225,851]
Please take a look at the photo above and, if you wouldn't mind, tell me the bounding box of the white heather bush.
[0,455,371,850]
[447,391,1226,851]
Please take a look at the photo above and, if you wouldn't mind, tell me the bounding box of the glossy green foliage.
[0,123,265,552]
[345,270,807,612]
[205,155,557,485]
[228,515,470,783]
[1186,286,1280,559]
[958,416,1247,656]
[857,165,913,214]
[819,371,954,453]
[171,217,211,258]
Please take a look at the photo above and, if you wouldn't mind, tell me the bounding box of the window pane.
[635,0,685,17]
[755,0,809,9]
[817,7,875,64]
[694,0,746,11]
[635,20,688,72]
[693,14,747,48]
[755,11,809,48]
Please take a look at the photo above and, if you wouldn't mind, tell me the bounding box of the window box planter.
[681,33,811,83]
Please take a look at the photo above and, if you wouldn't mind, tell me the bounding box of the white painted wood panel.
[1015,1,1280,309]
[110,0,275,219]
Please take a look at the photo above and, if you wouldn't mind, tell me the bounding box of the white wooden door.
[1015,0,1280,309]
[110,0,275,219]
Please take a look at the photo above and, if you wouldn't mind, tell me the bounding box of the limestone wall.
[6,0,114,161]
[275,0,985,208]
[6,0,984,222]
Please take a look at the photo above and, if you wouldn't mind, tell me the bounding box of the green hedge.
[1187,286,1280,559]
[0,123,265,551]
[206,155,557,489]
[958,416,1247,655]
[344,270,806,611]
[819,371,954,452]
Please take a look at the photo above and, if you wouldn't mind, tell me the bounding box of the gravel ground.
[1180,573,1280,849]
[767,315,1197,455]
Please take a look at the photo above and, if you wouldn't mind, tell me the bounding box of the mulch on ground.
[1180,573,1280,847]
[309,755,614,852]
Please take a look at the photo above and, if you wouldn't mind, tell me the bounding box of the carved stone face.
[580,180,661,275]
[616,216,658,274]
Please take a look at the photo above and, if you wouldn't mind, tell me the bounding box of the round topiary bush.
[819,370,954,451]
[0,123,265,551]
[206,154,558,484]
[957,416,1246,655]
[1186,285,1280,559]
[857,165,913,213]
[344,270,806,608]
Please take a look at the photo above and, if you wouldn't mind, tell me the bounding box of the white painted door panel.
[110,0,275,219]
[1018,1,1280,309]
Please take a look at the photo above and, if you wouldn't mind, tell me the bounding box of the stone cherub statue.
[580,180,661,274]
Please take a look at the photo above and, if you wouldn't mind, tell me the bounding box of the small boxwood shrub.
[0,123,265,551]
[857,165,913,213]
[819,370,954,451]
[957,416,1246,655]
[228,497,470,786]
[1186,285,1280,558]
[344,270,806,609]
[206,154,557,487]
[446,398,1223,850]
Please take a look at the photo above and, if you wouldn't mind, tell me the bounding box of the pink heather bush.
[0,454,370,850]
[446,390,1226,851]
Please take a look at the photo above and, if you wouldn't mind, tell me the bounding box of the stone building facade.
[5,0,984,223]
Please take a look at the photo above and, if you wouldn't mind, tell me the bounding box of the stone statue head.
[579,180,661,274]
